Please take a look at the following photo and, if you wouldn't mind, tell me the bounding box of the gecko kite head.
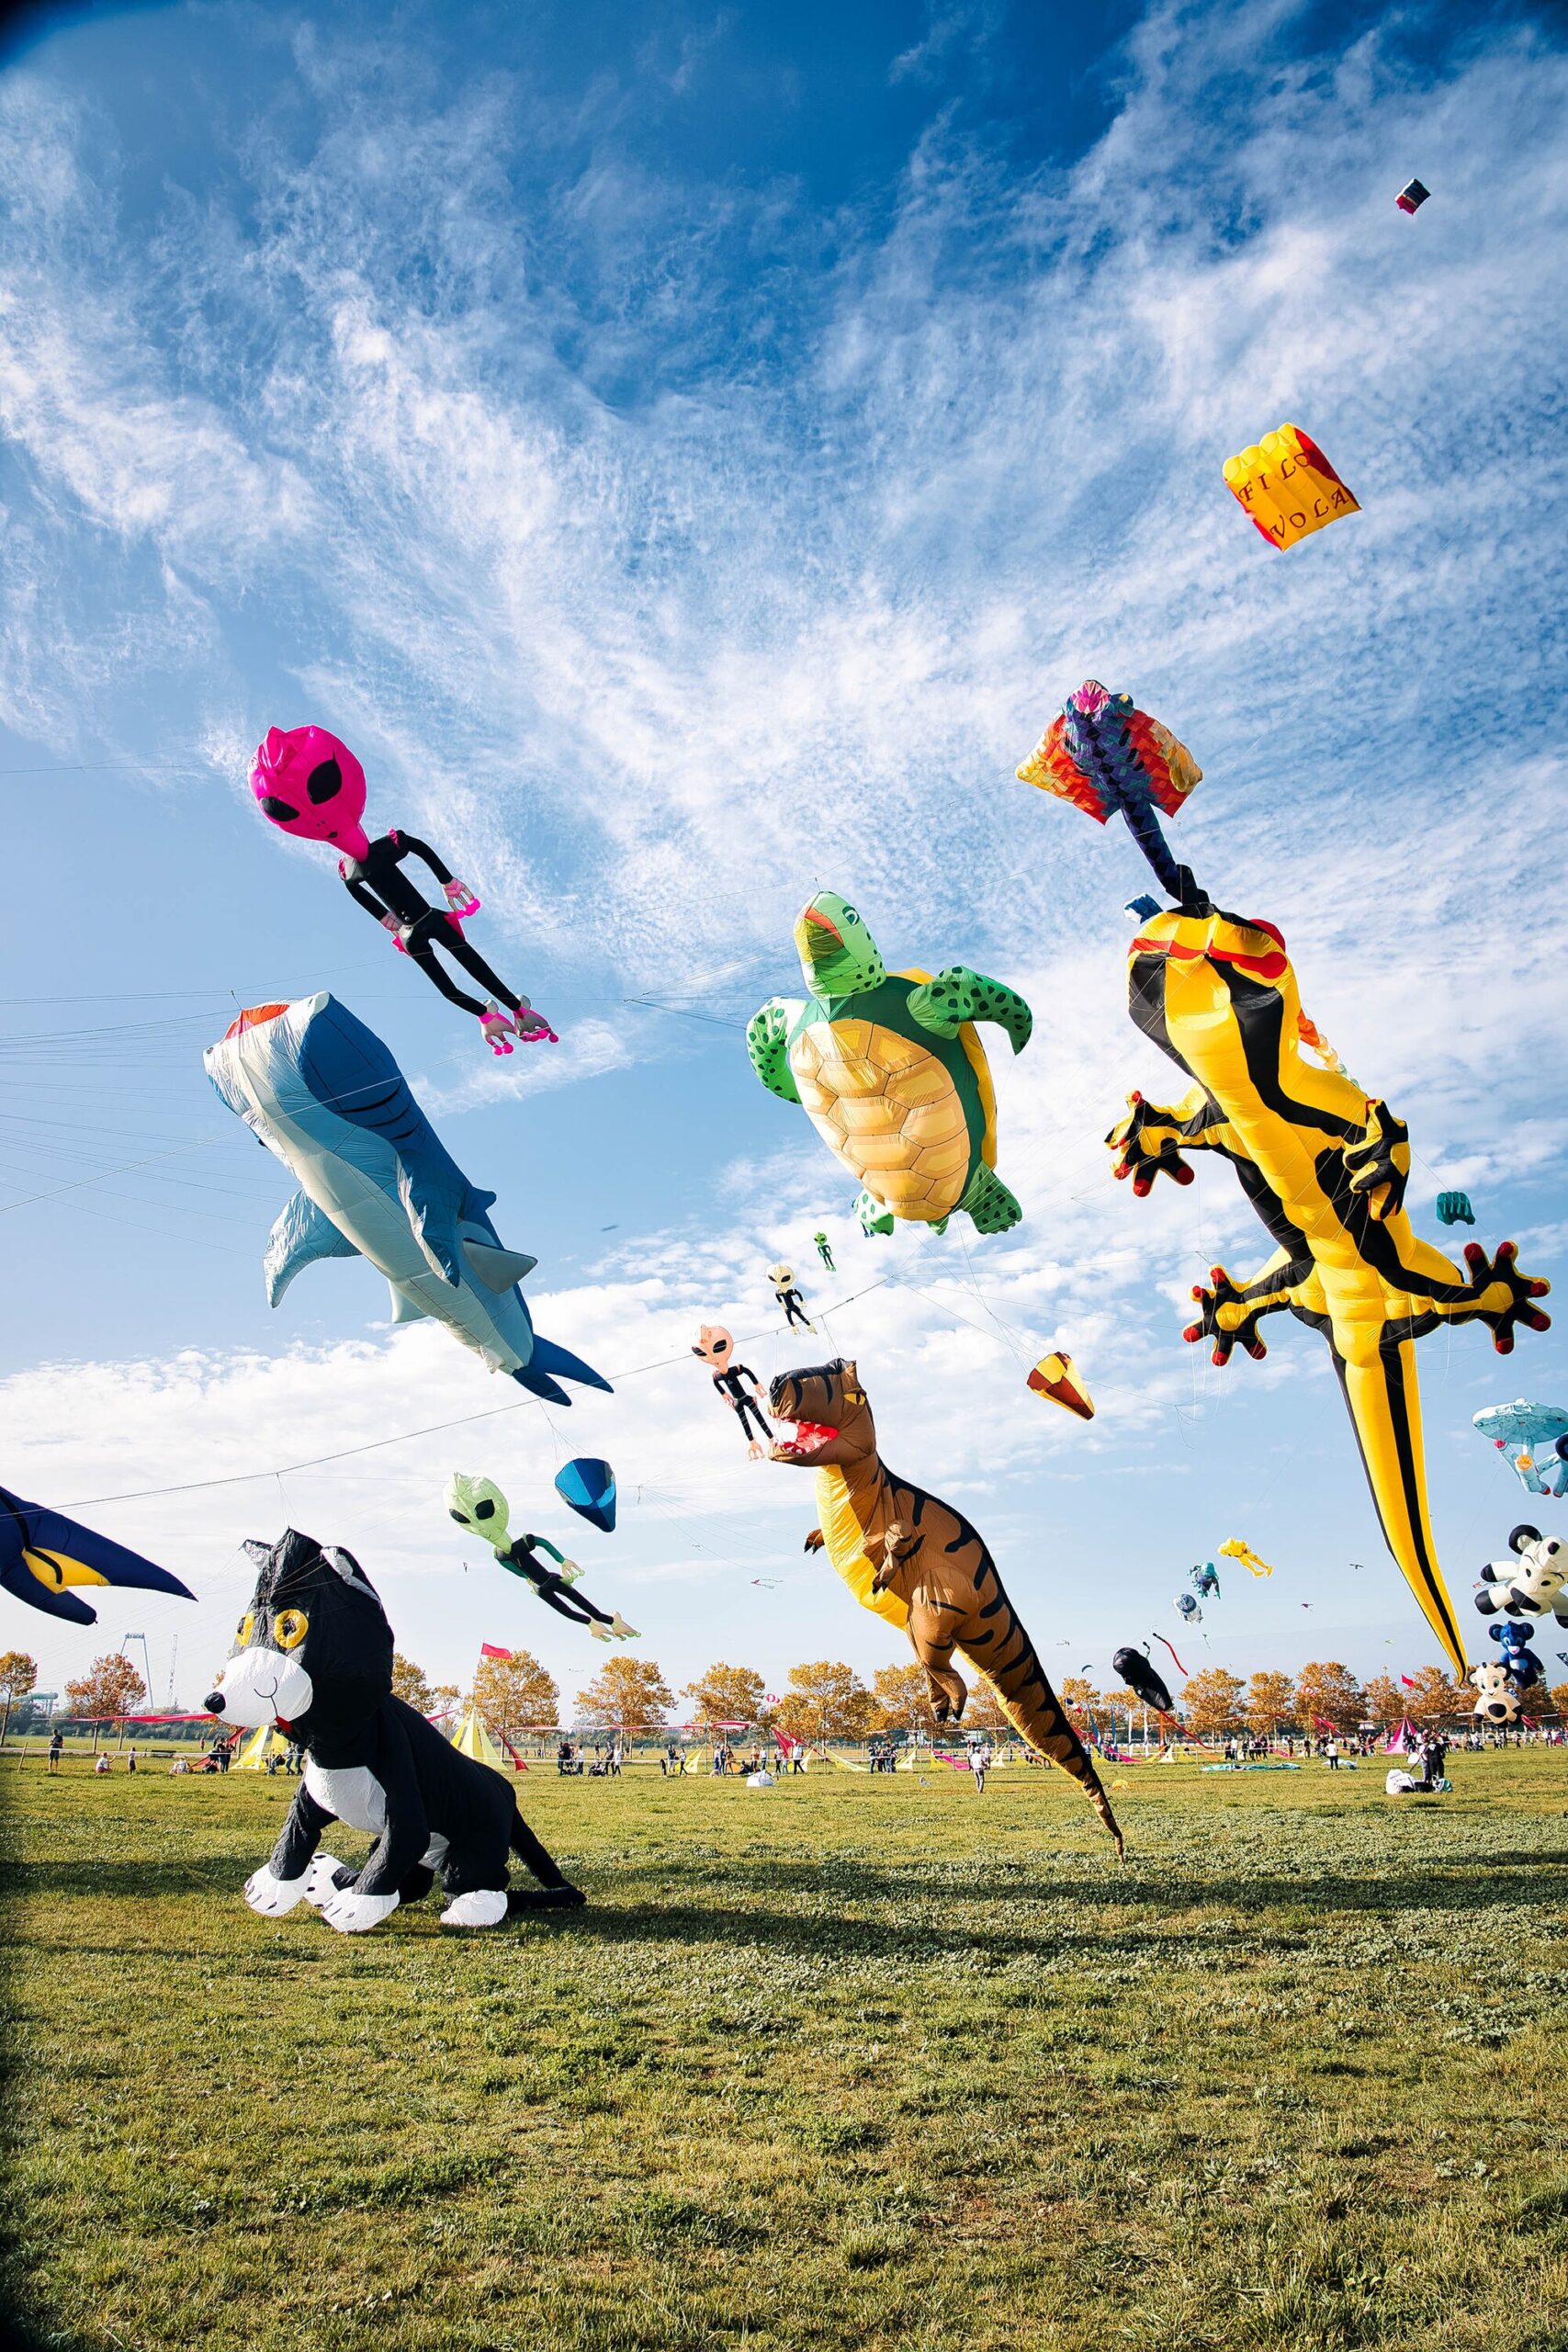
[766,1356,874,1469]
[251,724,370,859]
[793,893,886,998]
[205,1528,390,1736]
[445,1471,513,1554]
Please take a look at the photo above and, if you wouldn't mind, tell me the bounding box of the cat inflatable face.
[206,1529,391,1738]
[250,725,370,859]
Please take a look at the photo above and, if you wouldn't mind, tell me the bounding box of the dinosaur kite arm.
[1343,1100,1411,1224]
[1184,1250,1307,1365]
[746,999,804,1102]
[1107,1088,1238,1195]
[908,967,1032,1055]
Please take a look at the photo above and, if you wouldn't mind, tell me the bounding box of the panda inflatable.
[1474,1524,1568,1627]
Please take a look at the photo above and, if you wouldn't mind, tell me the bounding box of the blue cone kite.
[554,1457,616,1533]
[1,1487,195,1626]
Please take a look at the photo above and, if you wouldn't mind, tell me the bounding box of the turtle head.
[794,893,885,997]
[445,1471,512,1552]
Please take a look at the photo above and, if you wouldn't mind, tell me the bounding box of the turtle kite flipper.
[0,1488,195,1625]
[908,967,1032,1056]
[746,999,804,1102]
[1016,680,1201,904]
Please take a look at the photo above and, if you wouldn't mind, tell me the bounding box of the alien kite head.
[251,725,370,859]
[793,892,886,998]
[445,1471,513,1554]
[693,1325,735,1372]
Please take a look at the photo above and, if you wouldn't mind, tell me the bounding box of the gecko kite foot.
[1107,1091,1197,1196]
[1462,1241,1551,1353]
[1343,1101,1412,1224]
[1184,1265,1270,1365]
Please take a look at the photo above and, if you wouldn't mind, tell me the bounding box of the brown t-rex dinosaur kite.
[767,1356,1122,1856]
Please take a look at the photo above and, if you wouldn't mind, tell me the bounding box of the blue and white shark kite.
[205,995,611,1406]
[1472,1398,1568,1499]
[1,1487,195,1625]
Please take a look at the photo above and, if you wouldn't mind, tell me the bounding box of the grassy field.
[3,1751,1566,2352]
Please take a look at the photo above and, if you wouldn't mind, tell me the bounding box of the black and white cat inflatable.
[207,1529,585,1933]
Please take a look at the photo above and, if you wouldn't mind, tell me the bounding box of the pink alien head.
[250,725,370,859]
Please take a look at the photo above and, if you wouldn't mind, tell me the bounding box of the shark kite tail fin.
[511,1334,615,1405]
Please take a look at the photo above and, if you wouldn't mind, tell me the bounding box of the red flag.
[1400,1674,1416,1689]
[480,1643,513,1660]
[1312,1714,1337,1734]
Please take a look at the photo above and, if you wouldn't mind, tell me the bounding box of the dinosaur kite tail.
[968,1615,1124,1858]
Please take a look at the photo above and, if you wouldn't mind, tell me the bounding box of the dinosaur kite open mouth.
[769,1419,839,1464]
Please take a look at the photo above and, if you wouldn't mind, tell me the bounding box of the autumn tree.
[470,1650,559,1735]
[773,1661,875,1743]
[431,1682,460,1713]
[871,1662,938,1733]
[1363,1674,1405,1727]
[1059,1678,1102,1724]
[1244,1671,1297,1739]
[963,1679,1012,1734]
[63,1655,145,1736]
[1549,1681,1568,1723]
[1401,1664,1468,1727]
[0,1650,38,1740]
[1292,1662,1365,1735]
[683,1664,768,1731]
[577,1655,674,1735]
[391,1654,437,1714]
[1181,1668,1245,1738]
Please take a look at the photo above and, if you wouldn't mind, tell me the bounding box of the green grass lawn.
[3,1751,1566,2352]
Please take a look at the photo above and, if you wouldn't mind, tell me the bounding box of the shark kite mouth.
[769,1418,839,1464]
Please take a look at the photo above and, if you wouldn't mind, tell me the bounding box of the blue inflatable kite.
[1,1487,194,1626]
[555,1458,616,1533]
[205,995,611,1406]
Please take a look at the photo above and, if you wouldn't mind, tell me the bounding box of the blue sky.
[3,0,1566,1716]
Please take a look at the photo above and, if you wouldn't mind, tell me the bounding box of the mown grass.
[2,1751,1566,2352]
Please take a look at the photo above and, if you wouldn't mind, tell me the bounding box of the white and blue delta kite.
[206,994,610,1406]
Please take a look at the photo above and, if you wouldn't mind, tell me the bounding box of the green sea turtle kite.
[746,892,1032,1237]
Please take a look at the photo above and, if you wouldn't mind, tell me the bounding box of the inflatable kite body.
[1111,1645,1174,1715]
[1026,1351,1094,1419]
[0,1487,195,1626]
[1224,424,1359,551]
[1190,1561,1220,1599]
[766,1355,1122,1853]
[205,995,611,1405]
[444,1475,635,1638]
[250,725,552,1056]
[555,1458,616,1532]
[1175,1592,1202,1623]
[1437,1191,1475,1227]
[1017,681,1201,902]
[814,1232,835,1271]
[1488,1620,1543,1689]
[1219,1537,1274,1579]
[1474,1526,1568,1628]
[747,893,1031,1237]
[694,1327,772,1456]
[768,1264,816,1334]
[1108,905,1550,1674]
[208,1528,585,1932]
[1396,177,1430,214]
[1472,1401,1568,1498]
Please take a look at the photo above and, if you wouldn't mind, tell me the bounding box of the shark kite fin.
[511,1334,615,1404]
[462,1238,538,1293]
[388,1284,433,1325]
[265,1192,360,1307]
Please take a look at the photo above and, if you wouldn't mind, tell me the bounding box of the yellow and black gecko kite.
[1107,905,1549,1676]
